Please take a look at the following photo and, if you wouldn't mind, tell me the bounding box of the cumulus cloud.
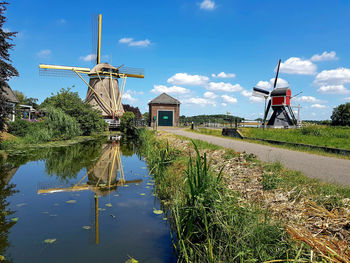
[314,68,350,86]
[80,53,97,62]
[311,104,327,109]
[317,85,350,94]
[269,78,289,89]
[249,96,264,103]
[167,73,209,86]
[119,37,151,47]
[200,0,215,10]
[183,97,216,107]
[204,91,218,99]
[221,103,227,107]
[255,81,271,90]
[122,90,137,102]
[241,90,252,97]
[207,82,243,92]
[221,95,237,104]
[211,72,236,78]
[279,57,317,75]
[344,97,350,101]
[37,49,51,58]
[293,96,322,103]
[311,51,337,62]
[151,85,190,95]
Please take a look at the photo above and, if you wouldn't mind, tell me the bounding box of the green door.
[158,111,173,126]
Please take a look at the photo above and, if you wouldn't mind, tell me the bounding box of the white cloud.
[122,90,137,102]
[200,0,215,10]
[269,77,289,89]
[211,72,236,79]
[37,49,51,58]
[204,91,218,99]
[294,96,322,103]
[221,95,237,104]
[249,96,264,103]
[241,90,252,97]
[3,27,10,33]
[311,51,337,62]
[279,57,317,75]
[221,103,227,107]
[183,97,216,107]
[119,38,133,44]
[314,68,350,86]
[317,85,350,94]
[256,81,271,90]
[344,97,350,101]
[311,104,327,109]
[207,82,243,92]
[80,53,97,62]
[129,39,151,47]
[151,85,190,95]
[119,37,151,47]
[167,73,209,86]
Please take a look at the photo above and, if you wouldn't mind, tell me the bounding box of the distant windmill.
[252,59,298,128]
[39,14,144,124]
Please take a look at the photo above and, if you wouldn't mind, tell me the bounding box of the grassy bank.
[187,127,350,159]
[138,129,350,262]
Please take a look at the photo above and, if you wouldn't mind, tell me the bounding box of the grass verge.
[139,129,328,262]
[186,127,350,160]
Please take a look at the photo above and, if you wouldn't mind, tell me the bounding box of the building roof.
[1,84,19,103]
[148,93,180,105]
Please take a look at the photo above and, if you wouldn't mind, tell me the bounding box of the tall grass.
[139,129,316,262]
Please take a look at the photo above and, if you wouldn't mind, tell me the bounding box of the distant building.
[1,84,19,122]
[148,93,180,127]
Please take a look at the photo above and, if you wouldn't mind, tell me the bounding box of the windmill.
[39,14,144,125]
[37,141,142,244]
[252,59,298,128]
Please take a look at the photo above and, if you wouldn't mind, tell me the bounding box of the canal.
[0,138,176,263]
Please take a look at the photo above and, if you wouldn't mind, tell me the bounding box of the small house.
[148,93,180,127]
[1,84,19,122]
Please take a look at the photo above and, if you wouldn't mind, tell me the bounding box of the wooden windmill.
[39,14,144,123]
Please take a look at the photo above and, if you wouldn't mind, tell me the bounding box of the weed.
[262,173,281,190]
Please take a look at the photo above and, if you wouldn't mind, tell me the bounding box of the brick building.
[148,93,180,127]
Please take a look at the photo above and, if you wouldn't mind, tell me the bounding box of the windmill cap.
[89,63,117,74]
[270,87,291,97]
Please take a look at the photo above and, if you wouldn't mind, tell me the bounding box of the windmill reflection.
[37,141,142,244]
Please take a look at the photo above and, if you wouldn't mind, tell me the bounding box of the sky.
[4,0,350,120]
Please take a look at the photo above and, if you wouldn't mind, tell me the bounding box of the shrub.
[41,88,108,135]
[45,107,81,140]
[7,119,31,137]
[331,103,350,126]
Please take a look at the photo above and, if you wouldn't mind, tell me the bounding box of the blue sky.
[5,0,350,119]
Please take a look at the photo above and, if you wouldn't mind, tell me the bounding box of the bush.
[120,111,136,136]
[41,88,108,135]
[7,119,31,137]
[45,107,81,140]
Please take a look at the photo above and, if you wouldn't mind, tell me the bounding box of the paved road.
[161,128,350,186]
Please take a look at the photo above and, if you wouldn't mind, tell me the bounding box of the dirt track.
[161,128,350,186]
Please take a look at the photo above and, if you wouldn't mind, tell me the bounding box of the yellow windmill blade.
[39,64,91,77]
[118,66,144,78]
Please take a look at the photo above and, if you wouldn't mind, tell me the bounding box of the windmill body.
[252,60,298,128]
[39,14,144,126]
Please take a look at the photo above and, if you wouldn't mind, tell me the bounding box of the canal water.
[0,138,176,263]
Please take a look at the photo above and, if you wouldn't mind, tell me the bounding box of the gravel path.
[161,128,350,186]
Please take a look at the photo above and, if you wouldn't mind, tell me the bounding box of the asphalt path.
[161,128,350,186]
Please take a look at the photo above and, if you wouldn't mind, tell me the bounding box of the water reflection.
[0,139,174,263]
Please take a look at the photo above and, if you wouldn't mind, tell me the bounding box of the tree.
[123,104,142,119]
[331,103,350,126]
[120,111,135,135]
[0,2,19,132]
[13,90,38,108]
[41,88,107,135]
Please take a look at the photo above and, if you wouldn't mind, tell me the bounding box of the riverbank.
[0,131,121,156]
[140,129,350,262]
